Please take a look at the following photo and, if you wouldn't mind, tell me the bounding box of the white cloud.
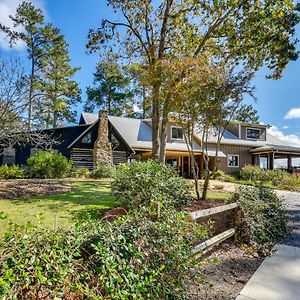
[285,108,300,120]
[269,125,300,147]
[0,0,45,51]
[282,125,289,129]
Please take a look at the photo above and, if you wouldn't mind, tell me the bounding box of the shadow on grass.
[6,180,120,223]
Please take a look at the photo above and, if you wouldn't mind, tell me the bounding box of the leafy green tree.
[88,0,300,161]
[85,60,134,116]
[38,27,80,128]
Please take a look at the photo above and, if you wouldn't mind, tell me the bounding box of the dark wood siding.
[113,151,128,165]
[207,143,253,174]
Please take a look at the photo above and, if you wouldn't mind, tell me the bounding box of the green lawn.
[206,191,231,201]
[0,179,231,237]
[0,180,120,236]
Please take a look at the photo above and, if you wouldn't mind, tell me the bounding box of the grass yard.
[0,180,120,236]
[0,179,231,237]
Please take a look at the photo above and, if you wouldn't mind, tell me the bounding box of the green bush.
[233,186,289,251]
[281,175,300,190]
[239,165,266,181]
[0,165,26,179]
[112,160,192,209]
[0,222,83,299]
[92,164,115,178]
[239,165,290,186]
[26,151,72,179]
[73,167,91,178]
[222,175,236,183]
[0,210,208,299]
[212,169,225,179]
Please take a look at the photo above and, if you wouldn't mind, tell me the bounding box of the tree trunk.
[159,101,169,162]
[28,51,35,131]
[151,83,160,160]
[202,167,210,200]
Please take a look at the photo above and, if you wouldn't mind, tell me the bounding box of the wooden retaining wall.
[188,202,242,256]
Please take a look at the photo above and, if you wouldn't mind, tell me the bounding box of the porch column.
[269,153,274,170]
[288,155,292,172]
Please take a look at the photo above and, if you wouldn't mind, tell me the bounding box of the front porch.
[250,145,300,174]
[132,149,226,178]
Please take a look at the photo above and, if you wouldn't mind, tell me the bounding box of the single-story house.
[2,110,300,177]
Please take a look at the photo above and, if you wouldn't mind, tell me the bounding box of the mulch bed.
[0,179,72,199]
[187,242,264,300]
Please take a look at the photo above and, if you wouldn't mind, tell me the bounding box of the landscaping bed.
[187,242,264,300]
[0,179,72,199]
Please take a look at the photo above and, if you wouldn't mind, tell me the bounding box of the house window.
[228,154,239,167]
[2,148,16,165]
[82,132,92,144]
[246,128,261,140]
[171,126,183,140]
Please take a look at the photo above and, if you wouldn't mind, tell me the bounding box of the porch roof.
[250,144,300,155]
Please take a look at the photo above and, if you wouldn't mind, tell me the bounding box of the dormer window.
[171,126,183,140]
[246,128,261,140]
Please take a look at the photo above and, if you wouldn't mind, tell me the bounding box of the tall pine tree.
[85,60,134,116]
[38,26,80,128]
[0,1,45,129]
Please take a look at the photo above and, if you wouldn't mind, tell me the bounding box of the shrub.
[0,165,26,179]
[73,167,91,178]
[212,170,225,179]
[92,164,115,178]
[0,210,208,299]
[281,175,300,190]
[239,165,290,186]
[239,165,266,181]
[112,160,192,209]
[0,222,83,299]
[269,169,289,186]
[26,151,72,179]
[213,184,225,190]
[233,186,289,251]
[222,175,236,183]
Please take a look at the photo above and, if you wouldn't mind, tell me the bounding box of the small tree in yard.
[179,63,257,200]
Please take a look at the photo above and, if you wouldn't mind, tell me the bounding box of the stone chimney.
[93,110,113,166]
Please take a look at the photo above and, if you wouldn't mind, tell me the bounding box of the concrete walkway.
[236,191,300,300]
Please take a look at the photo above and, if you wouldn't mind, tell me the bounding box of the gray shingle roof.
[109,115,203,152]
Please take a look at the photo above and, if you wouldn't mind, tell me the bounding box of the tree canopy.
[87,0,300,161]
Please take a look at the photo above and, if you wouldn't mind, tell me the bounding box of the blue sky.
[1,0,300,145]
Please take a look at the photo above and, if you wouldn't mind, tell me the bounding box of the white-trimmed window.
[171,126,183,140]
[228,154,239,167]
[246,127,261,140]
